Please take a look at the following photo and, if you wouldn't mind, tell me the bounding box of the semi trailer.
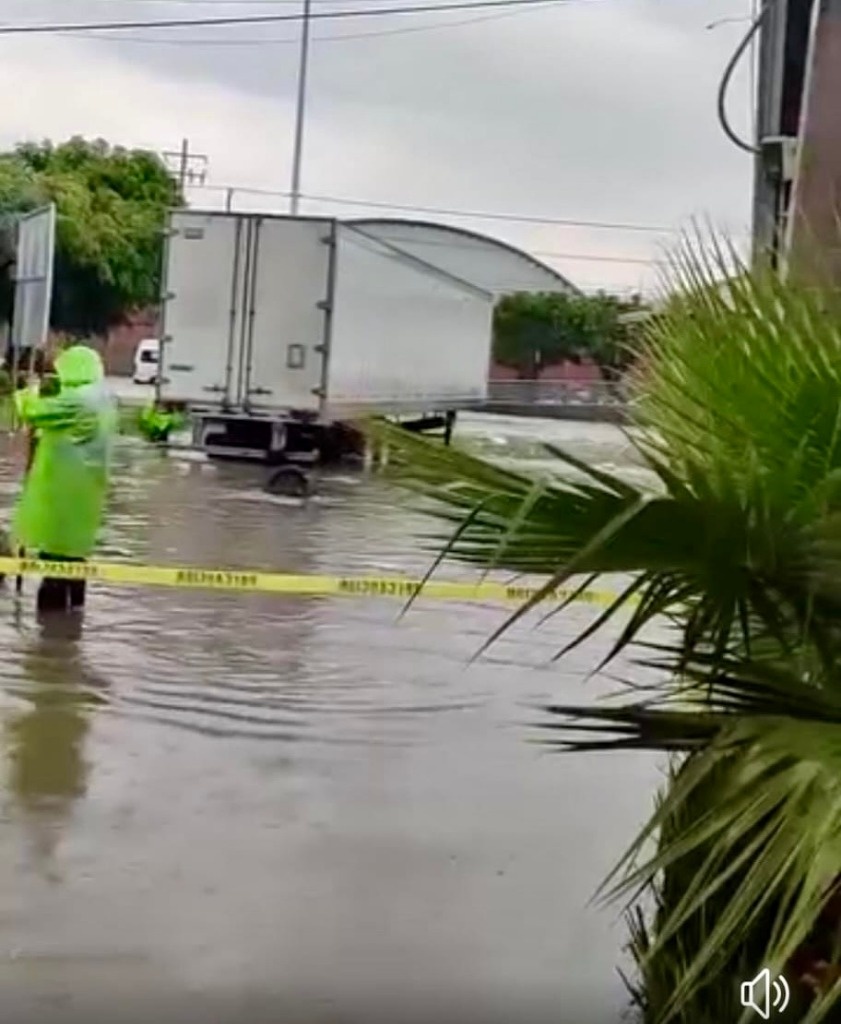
[155,210,495,464]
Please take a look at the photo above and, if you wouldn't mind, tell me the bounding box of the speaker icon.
[740,968,791,1018]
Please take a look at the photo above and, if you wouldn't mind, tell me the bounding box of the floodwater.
[0,412,661,1024]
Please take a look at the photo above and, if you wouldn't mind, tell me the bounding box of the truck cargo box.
[157,211,494,418]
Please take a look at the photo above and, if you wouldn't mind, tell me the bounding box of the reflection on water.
[5,614,107,881]
[0,415,661,1023]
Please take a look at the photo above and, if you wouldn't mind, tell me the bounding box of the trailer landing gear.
[396,410,457,445]
[443,410,456,447]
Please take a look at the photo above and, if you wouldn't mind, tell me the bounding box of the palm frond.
[376,417,841,673]
[539,645,841,1022]
[377,239,841,1022]
[373,245,841,673]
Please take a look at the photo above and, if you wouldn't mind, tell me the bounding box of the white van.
[133,337,160,384]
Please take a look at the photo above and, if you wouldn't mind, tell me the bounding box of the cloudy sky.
[0,0,757,293]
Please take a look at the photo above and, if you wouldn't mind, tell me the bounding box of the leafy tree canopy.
[492,289,650,380]
[0,136,182,336]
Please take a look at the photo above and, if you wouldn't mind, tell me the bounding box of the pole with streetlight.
[289,0,313,216]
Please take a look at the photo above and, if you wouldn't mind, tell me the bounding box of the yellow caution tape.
[0,555,623,607]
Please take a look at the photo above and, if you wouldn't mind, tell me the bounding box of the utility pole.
[289,0,313,216]
[162,138,209,197]
[751,0,811,271]
[752,0,841,292]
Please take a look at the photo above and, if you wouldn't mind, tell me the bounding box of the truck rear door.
[158,211,246,407]
[239,216,331,414]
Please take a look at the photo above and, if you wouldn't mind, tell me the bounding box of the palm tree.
[374,247,841,1023]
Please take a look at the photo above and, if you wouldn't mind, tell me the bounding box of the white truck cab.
[133,337,160,384]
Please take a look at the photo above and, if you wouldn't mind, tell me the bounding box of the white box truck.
[156,210,494,462]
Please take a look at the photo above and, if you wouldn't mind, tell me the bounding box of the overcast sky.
[0,0,757,293]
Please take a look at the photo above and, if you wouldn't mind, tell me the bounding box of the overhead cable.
[198,183,676,233]
[60,5,545,44]
[0,0,582,35]
[715,0,772,155]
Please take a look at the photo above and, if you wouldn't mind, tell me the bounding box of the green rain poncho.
[137,402,185,443]
[12,346,118,559]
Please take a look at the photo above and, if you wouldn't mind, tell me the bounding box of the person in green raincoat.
[12,345,117,613]
[137,401,184,444]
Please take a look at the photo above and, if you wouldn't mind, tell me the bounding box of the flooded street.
[0,412,660,1024]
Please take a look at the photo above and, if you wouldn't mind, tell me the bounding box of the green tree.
[585,291,649,382]
[492,290,648,381]
[0,136,182,337]
[492,293,572,378]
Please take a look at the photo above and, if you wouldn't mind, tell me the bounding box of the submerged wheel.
[264,466,312,498]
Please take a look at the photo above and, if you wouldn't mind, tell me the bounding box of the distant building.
[100,308,158,376]
[348,218,581,298]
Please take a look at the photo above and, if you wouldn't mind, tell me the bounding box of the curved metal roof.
[347,218,581,297]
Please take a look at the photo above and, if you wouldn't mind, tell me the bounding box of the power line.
[536,251,659,264]
[79,0,439,3]
[67,0,326,5]
[285,226,663,263]
[59,4,543,44]
[76,0,576,4]
[715,0,767,155]
[440,242,661,264]
[80,0,512,3]
[48,0,606,6]
[197,183,676,233]
[0,0,580,35]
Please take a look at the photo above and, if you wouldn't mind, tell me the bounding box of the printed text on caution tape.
[0,556,623,607]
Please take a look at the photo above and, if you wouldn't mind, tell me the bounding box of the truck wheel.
[265,466,311,498]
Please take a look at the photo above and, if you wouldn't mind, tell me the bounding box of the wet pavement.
[0,414,660,1024]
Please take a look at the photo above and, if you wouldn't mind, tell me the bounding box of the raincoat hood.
[54,345,105,388]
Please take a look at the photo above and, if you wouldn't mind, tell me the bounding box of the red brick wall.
[488,362,519,381]
[488,358,602,382]
[102,309,159,376]
[43,308,159,376]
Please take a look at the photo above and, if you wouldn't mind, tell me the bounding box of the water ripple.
[0,414,662,1017]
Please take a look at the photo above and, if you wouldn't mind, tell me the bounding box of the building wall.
[49,309,158,376]
[102,309,158,376]
[488,358,602,382]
